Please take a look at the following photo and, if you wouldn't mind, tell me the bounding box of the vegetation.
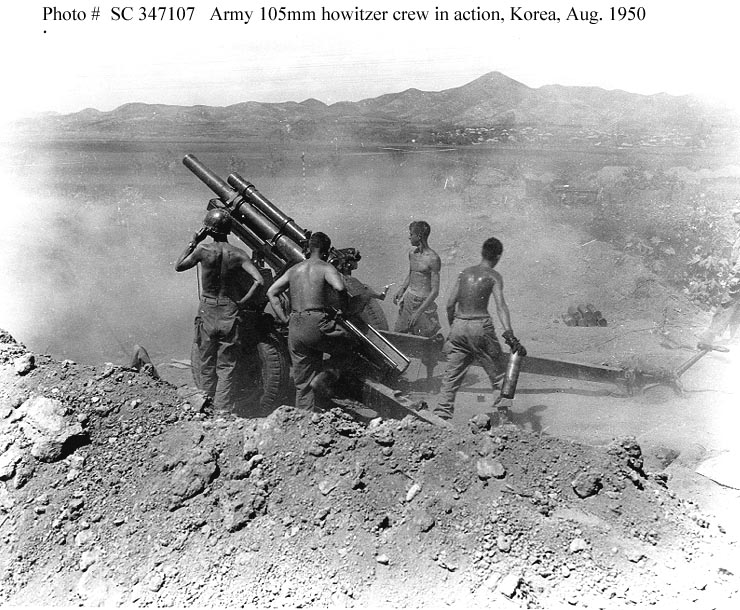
[589,169,735,306]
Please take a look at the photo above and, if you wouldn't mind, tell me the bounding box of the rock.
[13,458,35,489]
[652,445,680,469]
[476,458,506,480]
[497,571,521,598]
[246,454,264,471]
[76,570,124,606]
[0,444,23,481]
[571,472,602,498]
[372,428,394,447]
[168,448,218,508]
[75,530,94,548]
[187,392,210,413]
[69,454,87,470]
[14,354,35,376]
[569,538,589,553]
[0,329,18,344]
[146,571,166,592]
[406,483,422,502]
[222,487,266,532]
[413,510,435,533]
[318,479,338,496]
[79,550,97,571]
[497,534,512,552]
[608,437,645,476]
[469,413,492,432]
[242,433,259,459]
[375,554,390,565]
[0,482,14,511]
[18,396,89,462]
[627,549,646,563]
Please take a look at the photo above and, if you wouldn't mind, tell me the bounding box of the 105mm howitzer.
[182,155,719,422]
[183,154,421,418]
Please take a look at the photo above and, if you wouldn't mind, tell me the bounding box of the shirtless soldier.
[393,220,442,337]
[266,232,351,411]
[434,237,526,423]
[175,208,264,414]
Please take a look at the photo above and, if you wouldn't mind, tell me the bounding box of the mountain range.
[8,71,737,143]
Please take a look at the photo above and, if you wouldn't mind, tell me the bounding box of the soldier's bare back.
[288,259,345,312]
[196,242,253,300]
[455,264,502,317]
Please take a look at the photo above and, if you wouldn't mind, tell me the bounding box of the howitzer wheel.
[360,298,389,331]
[257,330,293,410]
[343,275,390,331]
[189,320,293,413]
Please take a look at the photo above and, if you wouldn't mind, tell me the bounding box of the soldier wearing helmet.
[176,204,264,414]
[698,205,740,348]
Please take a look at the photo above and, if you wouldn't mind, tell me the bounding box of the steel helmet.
[203,208,231,235]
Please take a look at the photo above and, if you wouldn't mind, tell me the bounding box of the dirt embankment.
[0,329,738,609]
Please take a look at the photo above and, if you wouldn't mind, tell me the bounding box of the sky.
[1,1,739,123]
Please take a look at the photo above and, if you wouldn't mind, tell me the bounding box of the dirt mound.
[0,331,738,608]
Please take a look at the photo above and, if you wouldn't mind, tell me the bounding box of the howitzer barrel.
[205,199,288,271]
[228,173,309,246]
[183,154,236,203]
[183,154,409,378]
[184,155,306,265]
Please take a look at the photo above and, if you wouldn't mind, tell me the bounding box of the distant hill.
[6,71,737,145]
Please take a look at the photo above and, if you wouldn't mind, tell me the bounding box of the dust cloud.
[2,139,530,367]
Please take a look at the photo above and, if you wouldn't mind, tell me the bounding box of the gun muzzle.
[184,155,305,265]
[183,154,237,203]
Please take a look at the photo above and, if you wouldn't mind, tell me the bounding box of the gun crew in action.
[177,155,724,427]
[178,155,412,419]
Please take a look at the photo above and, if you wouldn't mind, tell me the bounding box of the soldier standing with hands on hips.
[175,207,264,415]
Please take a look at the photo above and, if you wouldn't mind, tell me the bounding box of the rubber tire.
[190,326,293,411]
[343,275,390,331]
[256,330,293,410]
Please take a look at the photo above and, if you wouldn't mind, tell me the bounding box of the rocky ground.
[0,326,738,609]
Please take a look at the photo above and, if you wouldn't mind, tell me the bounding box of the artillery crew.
[393,220,443,337]
[177,157,530,427]
[267,232,353,411]
[434,237,526,423]
[175,208,264,414]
